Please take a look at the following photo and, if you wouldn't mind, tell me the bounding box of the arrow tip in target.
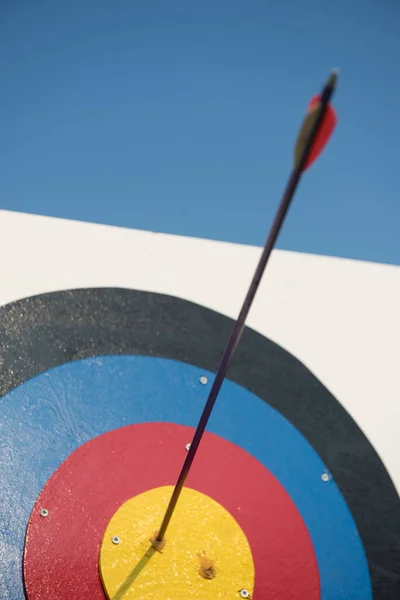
[294,70,338,172]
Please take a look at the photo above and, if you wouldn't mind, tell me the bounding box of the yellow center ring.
[99,486,255,599]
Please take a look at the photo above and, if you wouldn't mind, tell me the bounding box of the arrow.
[153,69,339,547]
[294,89,337,171]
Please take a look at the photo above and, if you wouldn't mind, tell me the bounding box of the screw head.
[40,509,49,517]
[240,590,250,599]
[321,472,330,482]
[112,536,121,545]
[199,376,208,385]
[185,443,191,451]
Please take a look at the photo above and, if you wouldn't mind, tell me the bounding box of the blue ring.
[0,355,371,599]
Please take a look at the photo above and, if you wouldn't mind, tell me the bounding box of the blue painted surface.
[0,355,371,599]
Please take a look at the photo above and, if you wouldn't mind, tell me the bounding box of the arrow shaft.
[156,70,337,543]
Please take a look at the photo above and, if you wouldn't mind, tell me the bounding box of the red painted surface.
[24,422,320,599]
[303,94,337,171]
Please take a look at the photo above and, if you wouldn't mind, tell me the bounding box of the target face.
[1,288,399,599]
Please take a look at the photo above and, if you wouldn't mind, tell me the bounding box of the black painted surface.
[0,287,399,598]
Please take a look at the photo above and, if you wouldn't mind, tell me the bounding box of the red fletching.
[302,95,337,171]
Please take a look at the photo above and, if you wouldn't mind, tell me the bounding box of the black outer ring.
[0,287,399,598]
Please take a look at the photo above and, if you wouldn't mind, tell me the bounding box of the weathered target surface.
[0,210,399,599]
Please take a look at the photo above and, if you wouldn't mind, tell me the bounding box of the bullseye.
[99,486,255,599]
[23,421,320,599]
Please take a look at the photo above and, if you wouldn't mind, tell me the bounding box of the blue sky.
[1,1,399,265]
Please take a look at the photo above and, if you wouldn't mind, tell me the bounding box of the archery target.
[1,287,399,599]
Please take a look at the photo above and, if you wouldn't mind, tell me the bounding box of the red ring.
[24,422,320,599]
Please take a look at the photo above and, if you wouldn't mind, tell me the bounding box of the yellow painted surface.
[99,486,254,599]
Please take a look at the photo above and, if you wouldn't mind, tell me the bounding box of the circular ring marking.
[4,355,372,599]
[23,422,320,600]
[99,486,255,599]
[1,288,395,597]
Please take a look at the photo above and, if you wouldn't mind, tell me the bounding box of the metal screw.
[321,472,330,482]
[185,443,191,451]
[112,536,121,545]
[240,591,250,599]
[40,509,49,517]
[199,376,208,385]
